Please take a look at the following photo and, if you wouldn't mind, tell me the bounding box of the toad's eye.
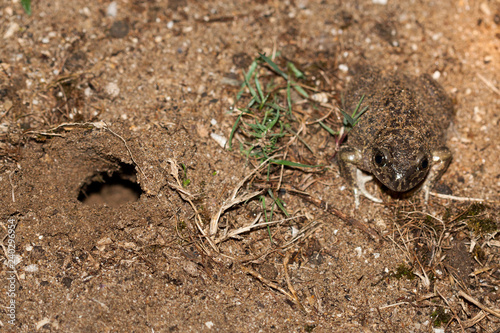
[374,151,387,167]
[419,157,429,170]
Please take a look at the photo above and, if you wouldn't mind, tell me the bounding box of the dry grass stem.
[214,215,305,244]
[430,192,495,203]
[241,266,296,303]
[378,302,410,310]
[103,122,148,182]
[458,290,500,319]
[8,170,16,203]
[283,251,308,313]
[167,159,217,253]
[209,156,278,237]
[436,288,465,332]
[470,265,498,277]
[280,221,322,249]
[476,73,500,96]
[462,311,487,328]
[209,190,263,237]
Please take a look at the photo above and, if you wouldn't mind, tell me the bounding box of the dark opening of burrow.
[77,162,143,206]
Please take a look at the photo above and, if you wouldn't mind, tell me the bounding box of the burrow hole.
[77,162,143,206]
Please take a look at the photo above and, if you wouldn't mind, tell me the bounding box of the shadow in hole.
[78,163,143,207]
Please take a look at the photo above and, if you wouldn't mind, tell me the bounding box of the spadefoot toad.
[338,67,454,207]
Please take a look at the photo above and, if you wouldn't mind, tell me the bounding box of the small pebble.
[339,64,349,73]
[25,264,39,273]
[107,1,118,17]
[105,82,120,98]
[210,133,227,148]
[3,22,19,39]
[479,2,491,16]
[432,70,441,80]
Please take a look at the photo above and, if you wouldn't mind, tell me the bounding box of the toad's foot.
[354,169,383,208]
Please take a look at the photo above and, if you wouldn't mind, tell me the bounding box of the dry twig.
[209,156,278,237]
[298,192,381,242]
[458,290,500,319]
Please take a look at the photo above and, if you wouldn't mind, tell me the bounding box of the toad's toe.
[356,169,383,205]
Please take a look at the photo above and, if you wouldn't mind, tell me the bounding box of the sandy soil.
[0,0,499,332]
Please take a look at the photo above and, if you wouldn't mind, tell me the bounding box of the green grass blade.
[255,75,265,106]
[286,80,292,116]
[291,82,309,98]
[259,195,274,242]
[258,53,288,80]
[242,69,260,103]
[340,109,356,127]
[352,95,366,117]
[270,159,319,168]
[268,189,289,217]
[318,121,339,136]
[265,109,280,131]
[237,61,258,100]
[21,0,31,15]
[227,113,243,150]
[264,102,287,113]
[287,62,305,79]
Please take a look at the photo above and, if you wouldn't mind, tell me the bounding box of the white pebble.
[479,2,491,16]
[205,322,214,329]
[210,133,227,148]
[372,0,387,4]
[311,92,329,103]
[105,82,120,98]
[210,118,217,126]
[81,7,91,16]
[24,264,39,273]
[338,64,349,73]
[432,71,441,80]
[3,22,19,39]
[107,2,118,17]
[167,21,174,29]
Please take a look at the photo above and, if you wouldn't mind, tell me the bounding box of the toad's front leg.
[422,147,452,203]
[338,146,383,208]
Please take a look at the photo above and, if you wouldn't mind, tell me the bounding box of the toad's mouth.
[373,168,429,193]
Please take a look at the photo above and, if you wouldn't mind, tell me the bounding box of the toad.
[338,67,454,207]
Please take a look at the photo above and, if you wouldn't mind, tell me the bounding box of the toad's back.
[345,67,454,155]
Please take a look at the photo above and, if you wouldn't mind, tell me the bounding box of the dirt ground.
[1,0,499,332]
